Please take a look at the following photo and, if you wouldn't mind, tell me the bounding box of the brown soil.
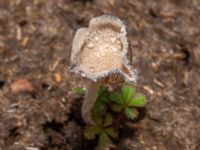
[0,0,200,150]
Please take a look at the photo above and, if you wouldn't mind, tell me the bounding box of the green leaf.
[98,85,109,96]
[73,87,85,95]
[98,85,109,103]
[105,127,118,138]
[92,101,107,116]
[92,114,103,126]
[103,114,113,127]
[84,126,101,139]
[125,107,138,119]
[111,104,123,112]
[99,94,109,103]
[110,92,123,104]
[121,85,135,104]
[129,94,147,107]
[98,132,112,147]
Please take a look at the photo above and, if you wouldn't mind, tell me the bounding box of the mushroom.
[69,14,137,125]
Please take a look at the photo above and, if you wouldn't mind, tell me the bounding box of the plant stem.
[82,81,101,125]
[112,109,124,127]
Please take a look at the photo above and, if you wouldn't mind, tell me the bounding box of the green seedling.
[83,84,147,148]
[92,85,110,117]
[73,87,86,95]
[84,113,118,147]
[110,85,147,119]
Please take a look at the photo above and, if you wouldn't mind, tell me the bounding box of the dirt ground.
[0,0,200,150]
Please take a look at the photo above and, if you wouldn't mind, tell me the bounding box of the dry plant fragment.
[10,78,35,94]
[70,14,137,125]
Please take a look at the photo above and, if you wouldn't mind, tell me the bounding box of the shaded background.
[0,0,200,149]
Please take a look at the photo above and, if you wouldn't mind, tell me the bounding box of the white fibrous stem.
[82,81,101,125]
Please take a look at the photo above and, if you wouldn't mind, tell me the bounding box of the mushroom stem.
[82,81,101,125]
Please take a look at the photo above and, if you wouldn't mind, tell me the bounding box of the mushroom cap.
[70,14,137,83]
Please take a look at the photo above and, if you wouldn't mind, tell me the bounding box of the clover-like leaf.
[99,94,109,103]
[103,114,113,127]
[110,92,123,104]
[84,126,101,140]
[92,101,107,116]
[105,127,118,138]
[111,103,123,112]
[73,87,85,95]
[92,114,103,126]
[98,132,112,147]
[98,85,109,103]
[125,107,138,119]
[122,85,135,104]
[129,94,147,107]
[98,85,109,96]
